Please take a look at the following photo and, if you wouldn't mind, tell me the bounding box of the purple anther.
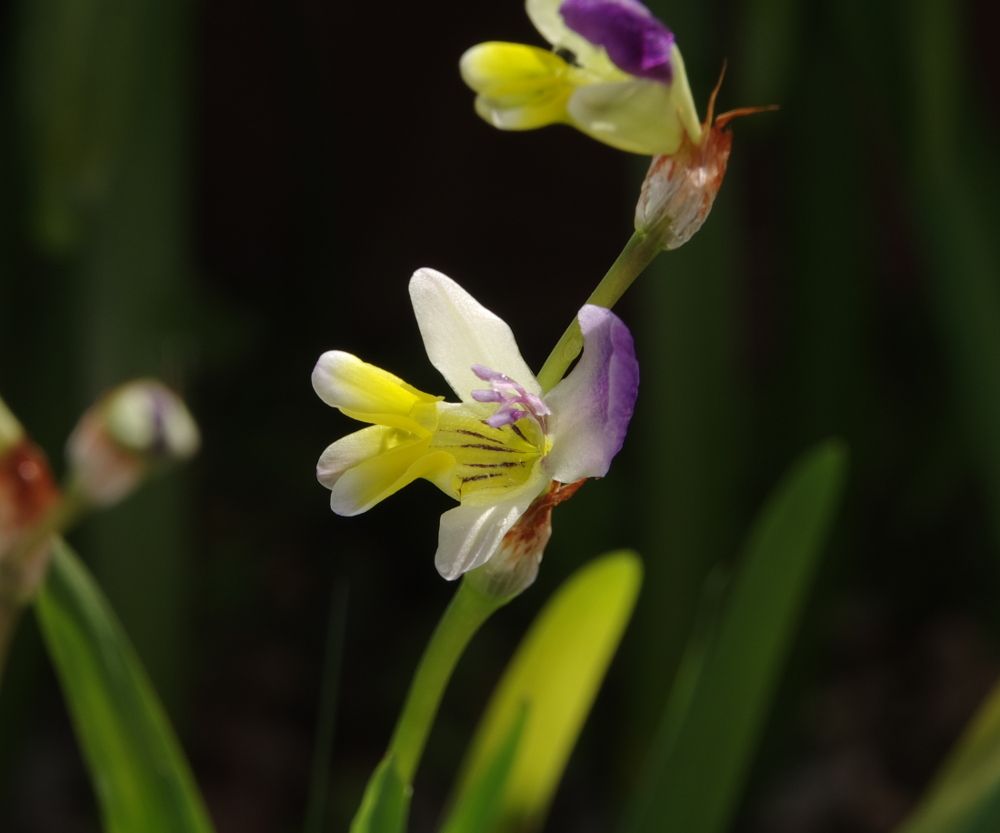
[560,0,675,83]
[470,365,551,431]
[472,364,508,382]
[471,389,505,404]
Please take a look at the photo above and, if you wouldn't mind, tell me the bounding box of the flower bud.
[0,399,60,601]
[634,68,777,251]
[0,400,23,459]
[634,121,733,250]
[466,480,586,599]
[67,380,200,506]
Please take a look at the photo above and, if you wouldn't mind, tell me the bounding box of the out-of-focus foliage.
[35,540,214,833]
[623,441,847,833]
[894,675,1000,833]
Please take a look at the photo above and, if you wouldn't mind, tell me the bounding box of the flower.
[312,268,639,583]
[460,0,703,155]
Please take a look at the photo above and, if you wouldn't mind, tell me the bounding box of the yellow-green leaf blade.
[35,539,214,833]
[349,754,410,833]
[452,550,642,832]
[894,676,1000,833]
[438,705,528,833]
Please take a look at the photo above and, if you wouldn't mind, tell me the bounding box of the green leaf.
[623,441,848,833]
[349,754,411,833]
[451,550,643,832]
[893,676,1000,833]
[34,539,214,833]
[303,583,348,833]
[438,705,528,833]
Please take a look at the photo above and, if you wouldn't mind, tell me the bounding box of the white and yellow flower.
[460,0,702,155]
[312,268,639,582]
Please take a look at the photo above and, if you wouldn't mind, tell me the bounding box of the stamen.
[470,364,551,431]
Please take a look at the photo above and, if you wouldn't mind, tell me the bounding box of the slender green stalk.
[0,488,88,681]
[303,584,348,833]
[368,212,668,795]
[5,489,87,569]
[387,578,507,783]
[536,226,665,392]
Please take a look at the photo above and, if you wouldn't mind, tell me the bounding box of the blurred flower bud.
[0,400,24,459]
[466,480,585,599]
[634,70,776,250]
[67,380,200,507]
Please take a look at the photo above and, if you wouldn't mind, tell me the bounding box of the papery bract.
[312,269,639,586]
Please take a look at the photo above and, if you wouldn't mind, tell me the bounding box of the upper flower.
[312,268,639,582]
[460,0,702,155]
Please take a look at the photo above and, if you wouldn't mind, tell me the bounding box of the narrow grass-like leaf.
[893,676,1000,833]
[349,754,410,833]
[624,441,847,833]
[451,550,643,832]
[303,583,348,833]
[34,539,214,833]
[438,705,528,833]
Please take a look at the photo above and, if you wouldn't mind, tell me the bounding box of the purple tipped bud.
[67,380,200,507]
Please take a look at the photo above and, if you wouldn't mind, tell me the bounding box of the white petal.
[409,268,539,402]
[567,79,686,155]
[434,489,539,580]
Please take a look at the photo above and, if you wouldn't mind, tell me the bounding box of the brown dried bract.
[500,479,587,564]
[0,441,59,545]
[635,65,778,250]
[0,440,59,603]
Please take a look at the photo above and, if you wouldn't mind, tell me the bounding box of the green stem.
[0,488,88,682]
[536,226,665,392]
[387,577,507,783]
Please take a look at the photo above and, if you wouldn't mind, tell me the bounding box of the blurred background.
[1,0,999,830]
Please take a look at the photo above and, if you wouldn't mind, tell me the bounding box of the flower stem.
[0,488,87,682]
[536,225,665,392]
[387,577,507,783]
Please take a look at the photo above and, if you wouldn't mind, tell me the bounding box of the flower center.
[470,364,551,431]
[429,366,553,501]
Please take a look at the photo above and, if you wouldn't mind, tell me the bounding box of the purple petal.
[543,305,639,482]
[560,0,674,83]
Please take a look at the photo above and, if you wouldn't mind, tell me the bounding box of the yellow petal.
[317,424,395,489]
[329,437,457,516]
[461,42,576,130]
[669,45,704,146]
[567,78,686,155]
[312,351,439,434]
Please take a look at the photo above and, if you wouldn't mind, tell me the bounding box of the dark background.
[2,0,1000,830]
